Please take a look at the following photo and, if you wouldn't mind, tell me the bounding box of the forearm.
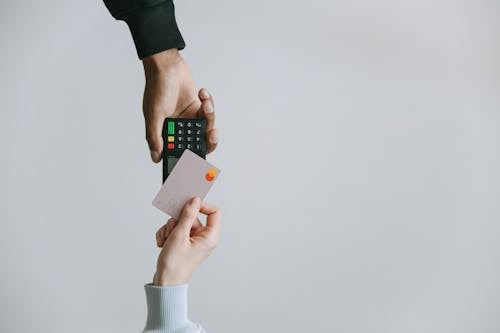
[142,284,206,333]
[103,0,185,59]
[143,200,220,333]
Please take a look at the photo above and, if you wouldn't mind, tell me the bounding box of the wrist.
[153,269,187,286]
[143,49,182,75]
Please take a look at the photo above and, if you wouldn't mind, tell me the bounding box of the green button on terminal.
[167,121,175,135]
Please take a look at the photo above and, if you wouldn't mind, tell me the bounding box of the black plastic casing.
[162,118,207,183]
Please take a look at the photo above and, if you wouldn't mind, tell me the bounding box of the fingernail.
[191,197,201,205]
[204,103,214,113]
[210,136,218,144]
[201,90,210,99]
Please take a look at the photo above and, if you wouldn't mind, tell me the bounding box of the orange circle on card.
[205,168,217,181]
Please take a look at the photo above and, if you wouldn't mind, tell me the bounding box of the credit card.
[152,149,220,219]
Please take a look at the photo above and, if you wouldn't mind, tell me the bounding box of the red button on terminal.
[167,143,174,149]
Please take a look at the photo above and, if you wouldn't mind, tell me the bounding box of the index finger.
[197,89,215,131]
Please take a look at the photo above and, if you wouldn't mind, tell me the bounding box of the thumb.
[145,112,165,163]
[175,197,201,235]
[143,79,179,163]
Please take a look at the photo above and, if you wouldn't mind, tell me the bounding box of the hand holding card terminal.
[162,118,207,183]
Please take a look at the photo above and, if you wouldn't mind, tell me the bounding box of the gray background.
[0,0,499,332]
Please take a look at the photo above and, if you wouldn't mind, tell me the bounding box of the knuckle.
[204,105,215,115]
[182,213,197,224]
[183,206,198,219]
[211,206,221,218]
[205,237,218,251]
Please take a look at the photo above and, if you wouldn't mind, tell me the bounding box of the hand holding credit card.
[152,149,220,219]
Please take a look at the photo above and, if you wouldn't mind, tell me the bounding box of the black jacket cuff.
[123,0,185,59]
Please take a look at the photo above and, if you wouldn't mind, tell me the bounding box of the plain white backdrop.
[0,0,499,332]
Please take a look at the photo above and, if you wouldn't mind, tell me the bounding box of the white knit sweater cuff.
[143,283,189,331]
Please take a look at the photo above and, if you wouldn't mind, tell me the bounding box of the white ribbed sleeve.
[142,284,206,333]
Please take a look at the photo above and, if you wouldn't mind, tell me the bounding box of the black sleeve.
[103,0,185,59]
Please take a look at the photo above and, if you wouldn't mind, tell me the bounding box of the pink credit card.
[152,149,220,219]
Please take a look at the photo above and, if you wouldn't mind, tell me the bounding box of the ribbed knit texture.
[143,284,206,333]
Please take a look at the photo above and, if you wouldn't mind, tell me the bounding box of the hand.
[153,197,221,286]
[142,49,218,163]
